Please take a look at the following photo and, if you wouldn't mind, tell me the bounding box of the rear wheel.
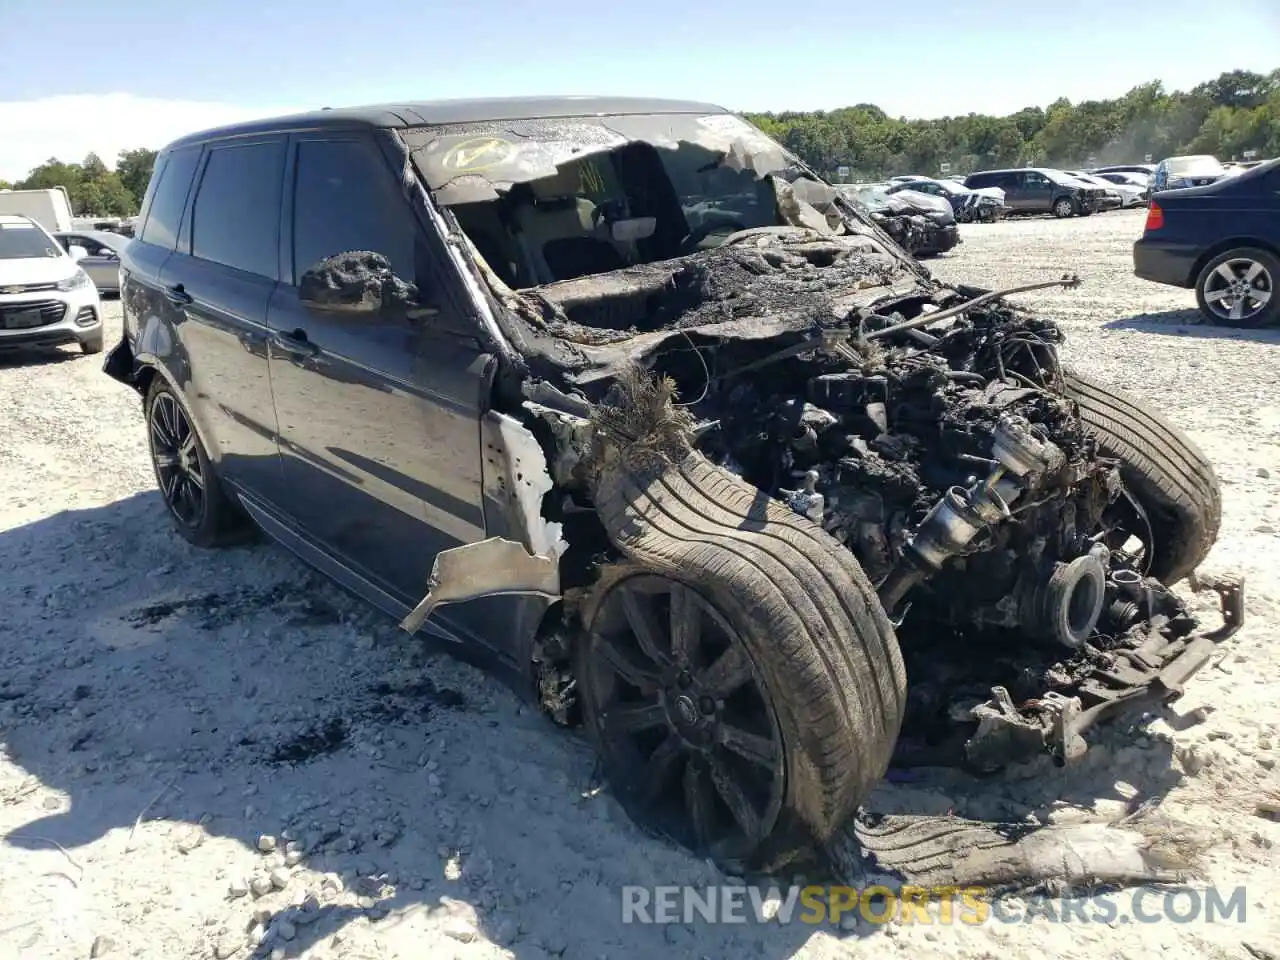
[582,450,907,871]
[1194,247,1279,328]
[1062,369,1221,584]
[144,379,255,548]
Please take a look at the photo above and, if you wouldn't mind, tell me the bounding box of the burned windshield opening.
[446,139,787,289]
[400,112,904,291]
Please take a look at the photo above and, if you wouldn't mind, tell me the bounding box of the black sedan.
[1133,158,1279,327]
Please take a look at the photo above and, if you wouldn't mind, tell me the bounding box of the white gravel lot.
[1,208,1278,960]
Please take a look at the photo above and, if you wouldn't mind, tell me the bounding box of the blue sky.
[1,0,1277,179]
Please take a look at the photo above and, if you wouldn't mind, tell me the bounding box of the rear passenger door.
[264,133,491,606]
[159,137,287,500]
[118,145,202,369]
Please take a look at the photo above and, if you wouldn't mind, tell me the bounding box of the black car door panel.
[160,255,281,494]
[267,133,490,606]
[162,137,287,499]
[267,292,490,578]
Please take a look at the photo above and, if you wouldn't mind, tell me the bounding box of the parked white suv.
[0,214,103,354]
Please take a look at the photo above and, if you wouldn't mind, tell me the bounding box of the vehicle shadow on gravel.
[1106,309,1280,343]
[0,345,86,368]
[0,492,1197,958]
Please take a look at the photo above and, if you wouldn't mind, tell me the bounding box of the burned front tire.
[1063,368,1221,584]
[580,449,906,872]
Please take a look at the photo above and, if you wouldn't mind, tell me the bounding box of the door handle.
[164,283,193,306]
[269,328,320,358]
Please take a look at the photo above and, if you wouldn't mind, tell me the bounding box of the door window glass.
[189,140,285,279]
[291,138,417,285]
[138,147,201,250]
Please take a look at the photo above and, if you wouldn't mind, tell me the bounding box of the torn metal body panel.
[400,537,561,635]
[478,411,564,557]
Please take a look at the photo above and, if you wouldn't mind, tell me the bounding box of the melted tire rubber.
[1062,368,1221,584]
[589,448,907,872]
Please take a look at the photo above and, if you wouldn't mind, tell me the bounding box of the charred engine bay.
[507,232,1219,769]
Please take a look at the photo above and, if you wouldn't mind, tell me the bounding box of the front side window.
[139,147,201,250]
[290,138,417,285]
[190,139,285,279]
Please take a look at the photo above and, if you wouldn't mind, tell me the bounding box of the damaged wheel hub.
[665,676,720,745]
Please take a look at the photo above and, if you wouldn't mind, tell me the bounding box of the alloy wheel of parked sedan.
[1052,198,1074,218]
[578,573,786,864]
[1198,255,1275,325]
[148,391,206,529]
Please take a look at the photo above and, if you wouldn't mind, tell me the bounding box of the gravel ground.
[1,208,1278,960]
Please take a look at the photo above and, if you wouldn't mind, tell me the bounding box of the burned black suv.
[105,97,1237,871]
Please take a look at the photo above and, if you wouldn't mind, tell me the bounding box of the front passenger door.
[1021,172,1054,212]
[65,235,121,291]
[265,134,491,606]
[1001,173,1030,211]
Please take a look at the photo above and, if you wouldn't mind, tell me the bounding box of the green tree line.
[1,68,1274,212]
[745,68,1279,181]
[0,148,157,217]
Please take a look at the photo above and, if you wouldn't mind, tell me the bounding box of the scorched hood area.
[394,115,1242,775]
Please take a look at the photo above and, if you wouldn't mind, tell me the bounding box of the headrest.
[530,166,583,200]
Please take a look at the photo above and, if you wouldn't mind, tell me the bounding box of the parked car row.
[963,168,1115,218]
[876,154,1270,219]
[883,177,1007,222]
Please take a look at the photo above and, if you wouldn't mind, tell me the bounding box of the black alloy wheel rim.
[582,574,785,862]
[149,392,205,528]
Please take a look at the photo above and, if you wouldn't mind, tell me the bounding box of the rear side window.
[139,147,201,250]
[291,137,417,284]
[190,139,285,279]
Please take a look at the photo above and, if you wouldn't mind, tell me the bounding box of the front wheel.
[582,451,906,872]
[1062,369,1221,584]
[1052,197,1075,218]
[1194,247,1279,328]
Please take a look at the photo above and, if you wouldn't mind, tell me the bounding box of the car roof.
[0,214,38,226]
[162,96,732,151]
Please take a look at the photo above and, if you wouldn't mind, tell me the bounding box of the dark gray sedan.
[52,230,131,295]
